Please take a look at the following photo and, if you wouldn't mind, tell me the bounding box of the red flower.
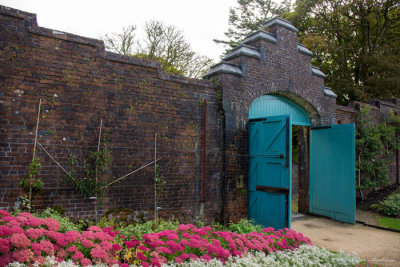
[112,243,122,251]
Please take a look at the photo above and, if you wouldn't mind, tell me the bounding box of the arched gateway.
[205,17,356,228]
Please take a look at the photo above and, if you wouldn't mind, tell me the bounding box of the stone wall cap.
[263,17,299,33]
[242,30,277,45]
[324,87,337,98]
[224,44,261,61]
[311,66,326,78]
[297,43,313,56]
[203,62,243,78]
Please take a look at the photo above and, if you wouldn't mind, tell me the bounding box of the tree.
[286,0,400,104]
[214,0,291,50]
[104,25,136,55]
[103,21,213,79]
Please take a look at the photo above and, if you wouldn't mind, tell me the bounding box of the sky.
[1,0,238,61]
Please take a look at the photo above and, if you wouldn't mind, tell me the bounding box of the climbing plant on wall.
[64,129,112,199]
[356,105,399,197]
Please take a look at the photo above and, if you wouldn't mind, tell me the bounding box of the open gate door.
[248,115,291,229]
[310,124,356,224]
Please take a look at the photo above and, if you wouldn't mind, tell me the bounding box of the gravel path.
[292,215,400,266]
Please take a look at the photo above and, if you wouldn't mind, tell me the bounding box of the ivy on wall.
[356,105,400,196]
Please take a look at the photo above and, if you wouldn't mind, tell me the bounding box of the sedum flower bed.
[0,210,360,266]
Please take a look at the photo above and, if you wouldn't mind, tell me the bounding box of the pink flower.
[0,225,12,237]
[0,210,10,217]
[67,246,78,253]
[100,241,112,250]
[9,225,24,235]
[88,226,102,232]
[166,233,179,240]
[0,254,12,266]
[182,233,191,239]
[44,230,63,241]
[177,224,196,232]
[12,248,31,263]
[10,233,30,248]
[156,246,174,254]
[125,240,139,248]
[82,231,95,239]
[81,238,95,248]
[24,217,42,227]
[56,249,67,259]
[0,238,11,253]
[94,231,113,242]
[81,258,92,266]
[25,228,45,239]
[137,251,147,260]
[90,247,107,259]
[42,218,60,231]
[200,254,213,261]
[112,243,122,251]
[166,240,184,252]
[174,256,183,264]
[138,244,149,251]
[31,242,43,256]
[18,212,34,218]
[64,231,80,243]
[72,251,84,261]
[39,240,54,255]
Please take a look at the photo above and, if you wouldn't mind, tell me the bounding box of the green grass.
[376,216,400,230]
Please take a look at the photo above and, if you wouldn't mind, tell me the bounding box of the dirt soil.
[292,215,400,267]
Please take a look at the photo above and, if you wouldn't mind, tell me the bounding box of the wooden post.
[29,99,42,212]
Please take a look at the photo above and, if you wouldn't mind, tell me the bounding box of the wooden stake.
[29,99,42,212]
[154,133,157,220]
[94,119,103,223]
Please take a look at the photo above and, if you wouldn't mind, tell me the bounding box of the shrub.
[379,193,400,217]
[228,219,264,234]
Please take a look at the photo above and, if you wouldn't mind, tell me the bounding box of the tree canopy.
[103,21,213,79]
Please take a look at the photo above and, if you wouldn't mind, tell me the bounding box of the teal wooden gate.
[248,115,292,229]
[309,124,356,224]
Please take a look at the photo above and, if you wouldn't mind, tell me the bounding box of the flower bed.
[1,210,314,266]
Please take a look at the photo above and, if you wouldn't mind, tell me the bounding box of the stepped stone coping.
[224,44,261,61]
[311,66,326,78]
[242,30,277,45]
[297,44,313,56]
[203,62,243,78]
[263,17,299,33]
[324,87,337,98]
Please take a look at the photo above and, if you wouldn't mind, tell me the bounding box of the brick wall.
[0,6,223,222]
[1,6,398,223]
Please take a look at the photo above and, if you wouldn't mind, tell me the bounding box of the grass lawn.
[376,216,400,230]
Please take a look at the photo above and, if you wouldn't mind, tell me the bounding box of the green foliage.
[378,193,400,217]
[118,219,180,238]
[228,219,264,234]
[20,156,43,193]
[356,106,398,192]
[63,131,112,199]
[154,164,166,201]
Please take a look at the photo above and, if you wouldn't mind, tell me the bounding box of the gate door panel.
[248,115,292,229]
[310,124,355,224]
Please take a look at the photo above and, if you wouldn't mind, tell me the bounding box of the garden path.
[292,215,400,267]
